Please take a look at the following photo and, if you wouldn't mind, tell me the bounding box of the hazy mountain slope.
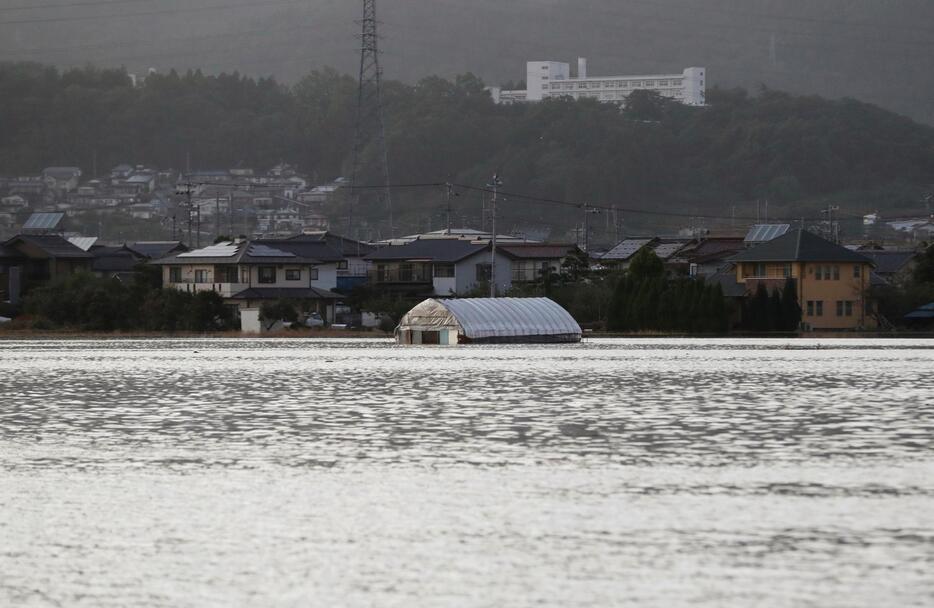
[1,0,933,123]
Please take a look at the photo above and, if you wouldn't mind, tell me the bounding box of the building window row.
[806,300,824,316]
[836,300,855,317]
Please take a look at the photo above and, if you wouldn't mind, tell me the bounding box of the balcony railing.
[368,269,431,284]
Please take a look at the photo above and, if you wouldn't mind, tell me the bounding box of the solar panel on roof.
[178,242,239,258]
[247,244,295,258]
[745,224,790,243]
[23,213,65,230]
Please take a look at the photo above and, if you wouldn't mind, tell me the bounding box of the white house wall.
[454,251,513,295]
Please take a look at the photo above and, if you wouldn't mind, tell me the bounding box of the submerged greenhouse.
[395,298,582,345]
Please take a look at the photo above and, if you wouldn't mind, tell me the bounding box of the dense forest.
[1,61,933,238]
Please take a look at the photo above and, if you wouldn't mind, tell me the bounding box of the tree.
[781,277,802,330]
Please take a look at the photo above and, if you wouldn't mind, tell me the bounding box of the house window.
[399,263,413,282]
[241,268,250,283]
[258,266,276,284]
[807,301,814,316]
[337,260,348,270]
[816,301,823,316]
[285,268,301,281]
[194,269,209,283]
[853,265,862,278]
[476,263,492,282]
[782,264,792,278]
[434,264,455,278]
[169,266,182,283]
[836,301,844,316]
[309,268,319,281]
[753,263,766,277]
[815,265,823,280]
[832,265,840,280]
[845,301,854,316]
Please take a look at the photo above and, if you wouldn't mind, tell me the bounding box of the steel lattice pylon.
[350,0,393,239]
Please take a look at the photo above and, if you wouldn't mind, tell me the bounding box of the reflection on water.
[1,339,933,606]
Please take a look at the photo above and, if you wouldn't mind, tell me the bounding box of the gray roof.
[285,232,376,256]
[154,240,322,265]
[23,212,65,231]
[744,224,790,243]
[366,239,487,263]
[730,229,872,264]
[127,241,187,259]
[5,234,93,259]
[228,286,342,301]
[91,246,145,272]
[42,167,81,179]
[601,238,655,261]
[255,238,344,263]
[705,269,747,298]
[856,250,916,275]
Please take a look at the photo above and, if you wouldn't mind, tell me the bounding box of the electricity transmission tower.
[350,0,393,239]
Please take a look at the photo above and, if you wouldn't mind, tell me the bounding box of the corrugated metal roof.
[399,297,581,340]
[23,212,65,230]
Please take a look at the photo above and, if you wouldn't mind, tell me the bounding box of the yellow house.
[729,229,876,330]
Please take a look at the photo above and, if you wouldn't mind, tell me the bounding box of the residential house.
[599,237,694,273]
[1,234,93,301]
[42,167,82,193]
[599,238,658,269]
[279,232,374,292]
[153,240,342,322]
[856,249,918,288]
[497,243,581,283]
[89,245,148,282]
[728,229,876,330]
[365,239,513,297]
[676,236,746,277]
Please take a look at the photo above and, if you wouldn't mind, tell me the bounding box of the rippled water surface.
[1,338,933,607]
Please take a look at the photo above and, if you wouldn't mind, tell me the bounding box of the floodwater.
[1,338,933,607]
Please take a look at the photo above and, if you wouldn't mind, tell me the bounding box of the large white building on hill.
[490,58,706,107]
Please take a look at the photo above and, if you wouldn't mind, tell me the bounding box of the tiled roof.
[229,286,342,301]
[91,246,145,272]
[285,232,376,256]
[705,269,747,298]
[128,241,188,260]
[856,250,916,275]
[498,244,577,259]
[366,239,487,263]
[5,234,93,259]
[730,229,872,264]
[256,239,344,263]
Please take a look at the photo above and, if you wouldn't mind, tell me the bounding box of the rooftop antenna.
[350,0,393,239]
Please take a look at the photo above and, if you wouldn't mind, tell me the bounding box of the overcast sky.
[2,0,933,123]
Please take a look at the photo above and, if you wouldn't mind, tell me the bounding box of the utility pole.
[445,182,455,235]
[350,0,393,239]
[822,204,840,243]
[581,204,601,253]
[176,180,196,248]
[487,173,502,298]
[196,204,201,248]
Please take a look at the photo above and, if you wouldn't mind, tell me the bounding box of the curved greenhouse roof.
[397,298,582,344]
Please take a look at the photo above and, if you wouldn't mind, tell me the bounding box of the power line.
[0,0,306,26]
